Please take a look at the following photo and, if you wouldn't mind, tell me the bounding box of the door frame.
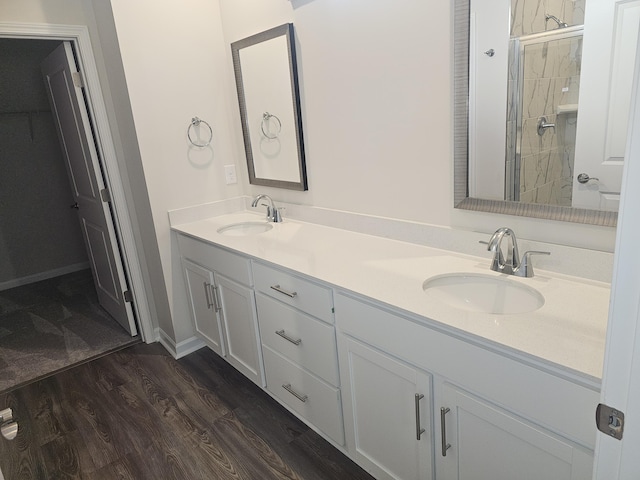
[0,22,155,343]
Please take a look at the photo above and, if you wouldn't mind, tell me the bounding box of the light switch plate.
[224,164,237,184]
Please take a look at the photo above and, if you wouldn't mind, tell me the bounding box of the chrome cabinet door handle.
[203,282,214,309]
[282,383,308,403]
[270,284,297,298]
[212,285,222,312]
[275,329,302,346]
[441,407,452,456]
[415,394,426,440]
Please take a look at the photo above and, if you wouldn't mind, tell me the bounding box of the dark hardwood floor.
[0,343,373,480]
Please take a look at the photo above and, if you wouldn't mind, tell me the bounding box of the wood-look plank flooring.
[0,342,374,480]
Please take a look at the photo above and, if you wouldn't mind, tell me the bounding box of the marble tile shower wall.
[507,0,585,206]
[511,0,585,37]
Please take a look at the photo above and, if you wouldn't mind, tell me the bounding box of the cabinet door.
[215,273,263,386]
[439,384,593,480]
[339,335,434,480]
[182,259,224,357]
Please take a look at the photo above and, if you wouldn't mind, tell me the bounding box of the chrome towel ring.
[261,112,282,139]
[187,116,213,147]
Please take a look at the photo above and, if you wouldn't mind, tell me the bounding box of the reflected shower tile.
[535,181,554,204]
[523,78,552,117]
[546,148,564,182]
[520,189,535,203]
[522,152,550,190]
[511,0,525,36]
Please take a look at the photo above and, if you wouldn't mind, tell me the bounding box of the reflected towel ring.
[261,112,282,139]
[187,117,213,147]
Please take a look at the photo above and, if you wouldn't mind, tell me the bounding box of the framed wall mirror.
[231,23,308,191]
[454,0,639,226]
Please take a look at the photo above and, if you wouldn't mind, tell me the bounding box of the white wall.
[106,0,616,344]
[217,0,616,251]
[220,0,452,226]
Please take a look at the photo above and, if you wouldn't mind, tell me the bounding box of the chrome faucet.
[484,227,550,277]
[251,194,283,223]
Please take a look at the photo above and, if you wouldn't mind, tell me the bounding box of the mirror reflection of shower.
[506,0,585,207]
[545,14,569,29]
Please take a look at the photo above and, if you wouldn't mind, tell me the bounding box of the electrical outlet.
[224,164,237,184]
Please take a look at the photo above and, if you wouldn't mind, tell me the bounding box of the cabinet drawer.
[257,293,339,386]
[263,346,344,446]
[177,233,251,286]
[253,262,333,323]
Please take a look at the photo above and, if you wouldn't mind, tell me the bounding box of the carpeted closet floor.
[0,269,139,393]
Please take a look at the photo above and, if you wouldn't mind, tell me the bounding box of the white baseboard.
[157,329,206,359]
[0,262,91,292]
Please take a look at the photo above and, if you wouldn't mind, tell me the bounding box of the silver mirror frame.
[453,0,617,227]
[231,23,308,191]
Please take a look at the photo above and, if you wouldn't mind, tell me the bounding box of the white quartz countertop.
[172,212,610,383]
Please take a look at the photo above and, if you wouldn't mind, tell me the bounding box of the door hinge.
[100,188,111,203]
[71,71,84,88]
[123,290,133,303]
[596,403,625,440]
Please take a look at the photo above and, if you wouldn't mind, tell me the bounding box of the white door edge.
[593,23,640,480]
[0,22,156,344]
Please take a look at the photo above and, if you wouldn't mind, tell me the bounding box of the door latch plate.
[596,403,624,440]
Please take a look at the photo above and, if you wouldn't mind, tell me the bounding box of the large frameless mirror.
[231,23,308,191]
[454,0,640,226]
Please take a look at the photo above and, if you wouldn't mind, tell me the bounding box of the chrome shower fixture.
[545,14,569,29]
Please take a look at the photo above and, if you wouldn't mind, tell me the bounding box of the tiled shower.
[506,0,585,206]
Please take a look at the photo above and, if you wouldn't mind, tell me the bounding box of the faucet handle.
[272,207,284,223]
[517,251,551,278]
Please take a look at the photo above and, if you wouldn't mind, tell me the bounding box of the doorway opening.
[0,38,139,391]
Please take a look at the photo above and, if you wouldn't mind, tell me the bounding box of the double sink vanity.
[171,202,609,480]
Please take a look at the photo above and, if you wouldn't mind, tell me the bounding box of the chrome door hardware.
[203,282,214,309]
[1,422,18,441]
[577,173,599,184]
[596,403,624,440]
[537,116,556,136]
[441,407,451,456]
[0,408,17,441]
[484,48,495,57]
[0,408,12,423]
[415,394,426,440]
[275,329,302,346]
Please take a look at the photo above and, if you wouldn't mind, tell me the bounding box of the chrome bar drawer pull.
[270,284,298,298]
[415,394,426,440]
[441,407,452,456]
[275,329,302,346]
[212,285,222,312]
[282,383,308,403]
[203,282,214,309]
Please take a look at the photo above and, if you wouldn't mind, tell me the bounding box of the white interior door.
[41,42,136,336]
[572,0,640,211]
[593,17,640,479]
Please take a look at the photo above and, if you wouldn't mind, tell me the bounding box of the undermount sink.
[422,273,544,315]
[217,221,273,236]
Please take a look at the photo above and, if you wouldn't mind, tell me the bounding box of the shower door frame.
[508,25,584,202]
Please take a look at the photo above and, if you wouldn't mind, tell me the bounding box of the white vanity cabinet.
[440,384,593,480]
[339,335,434,480]
[178,234,263,386]
[335,292,597,480]
[252,262,345,445]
